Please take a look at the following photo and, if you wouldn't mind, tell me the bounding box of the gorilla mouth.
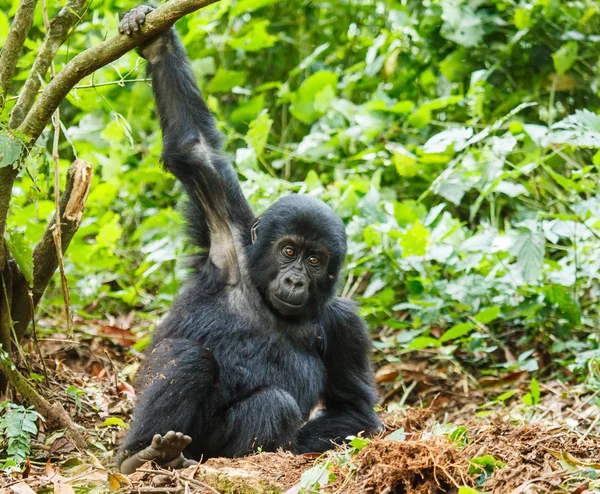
[272,293,304,309]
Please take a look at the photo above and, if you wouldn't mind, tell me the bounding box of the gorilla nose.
[284,276,304,288]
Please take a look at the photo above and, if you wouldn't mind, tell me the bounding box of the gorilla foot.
[120,431,197,474]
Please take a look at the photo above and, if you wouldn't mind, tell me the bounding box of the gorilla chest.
[213,327,326,416]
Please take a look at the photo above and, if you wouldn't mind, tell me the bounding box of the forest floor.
[1,317,600,493]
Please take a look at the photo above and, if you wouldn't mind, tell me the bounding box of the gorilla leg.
[119,339,218,473]
[214,387,303,456]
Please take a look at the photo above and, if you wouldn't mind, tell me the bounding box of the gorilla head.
[247,195,347,318]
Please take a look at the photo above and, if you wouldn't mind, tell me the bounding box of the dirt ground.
[1,322,600,493]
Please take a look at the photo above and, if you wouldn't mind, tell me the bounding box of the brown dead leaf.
[49,436,75,455]
[375,363,400,383]
[90,362,105,378]
[45,459,58,477]
[301,452,322,459]
[545,449,600,469]
[572,482,590,494]
[479,370,527,388]
[108,472,131,490]
[98,325,136,346]
[117,381,136,399]
[53,481,75,494]
[9,484,35,494]
[22,458,30,479]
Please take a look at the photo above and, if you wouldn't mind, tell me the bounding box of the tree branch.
[12,159,92,341]
[18,0,220,141]
[0,168,19,272]
[8,0,89,129]
[0,0,39,110]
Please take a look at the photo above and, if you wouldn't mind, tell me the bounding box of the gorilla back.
[118,6,381,474]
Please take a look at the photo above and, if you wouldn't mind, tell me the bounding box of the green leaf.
[5,229,33,286]
[0,11,9,46]
[450,426,469,449]
[440,322,474,343]
[0,134,22,168]
[474,307,501,325]
[399,221,430,257]
[459,487,487,494]
[440,0,485,47]
[550,109,600,147]
[407,106,431,129]
[245,110,273,155]
[206,68,248,93]
[100,417,128,428]
[544,285,581,325]
[349,436,370,450]
[423,127,473,153]
[385,429,406,441]
[290,71,338,124]
[393,151,418,177]
[496,391,517,402]
[298,461,332,489]
[363,226,381,247]
[408,336,440,350]
[512,229,545,284]
[231,94,265,124]
[468,455,506,477]
[96,213,123,249]
[227,20,277,52]
[552,42,578,75]
[530,378,540,404]
[514,8,532,30]
[440,51,471,82]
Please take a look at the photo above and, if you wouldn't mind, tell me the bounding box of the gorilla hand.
[119,5,174,63]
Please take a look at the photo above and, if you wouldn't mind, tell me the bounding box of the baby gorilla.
[117,6,381,474]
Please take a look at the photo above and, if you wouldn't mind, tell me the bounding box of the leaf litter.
[1,321,600,493]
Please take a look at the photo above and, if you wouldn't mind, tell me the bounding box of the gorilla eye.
[307,255,320,266]
[282,246,297,258]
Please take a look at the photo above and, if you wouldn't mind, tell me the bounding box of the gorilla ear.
[251,218,260,244]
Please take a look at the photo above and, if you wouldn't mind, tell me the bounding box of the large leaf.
[227,20,277,52]
[230,94,265,123]
[549,109,600,147]
[423,127,473,153]
[512,228,545,284]
[552,41,578,75]
[440,0,485,48]
[206,68,247,93]
[5,229,33,286]
[246,110,273,155]
[399,221,430,257]
[289,71,338,124]
[0,134,22,168]
[440,322,474,342]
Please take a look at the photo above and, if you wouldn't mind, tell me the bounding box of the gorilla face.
[267,237,331,317]
[246,195,347,319]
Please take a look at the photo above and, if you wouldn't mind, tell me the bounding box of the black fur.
[119,22,381,465]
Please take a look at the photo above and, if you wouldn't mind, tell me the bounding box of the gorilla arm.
[296,298,382,452]
[122,6,255,280]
